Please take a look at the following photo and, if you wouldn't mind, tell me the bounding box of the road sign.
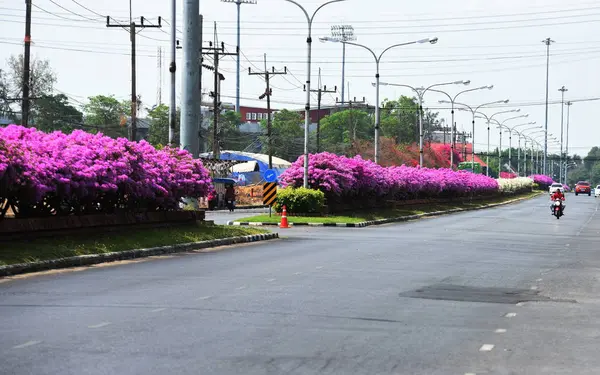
[263,182,277,206]
[264,169,277,183]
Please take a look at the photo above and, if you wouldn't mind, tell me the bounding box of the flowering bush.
[562,184,571,192]
[497,177,534,195]
[529,174,554,189]
[279,152,499,207]
[0,125,213,219]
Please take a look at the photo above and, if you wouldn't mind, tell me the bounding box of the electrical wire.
[70,0,105,18]
[47,0,99,21]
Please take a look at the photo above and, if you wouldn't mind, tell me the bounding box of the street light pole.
[542,38,555,175]
[564,101,573,184]
[321,37,438,164]
[378,79,469,166]
[558,85,567,183]
[284,0,345,188]
[474,110,523,176]
[429,85,494,168]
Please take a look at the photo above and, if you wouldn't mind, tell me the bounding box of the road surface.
[1,195,599,374]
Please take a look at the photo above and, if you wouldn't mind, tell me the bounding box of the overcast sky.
[1,0,599,156]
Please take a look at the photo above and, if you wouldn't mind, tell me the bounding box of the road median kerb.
[0,233,279,278]
[227,193,541,228]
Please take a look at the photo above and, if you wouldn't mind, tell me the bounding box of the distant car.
[549,182,564,194]
[575,181,592,196]
[595,185,600,198]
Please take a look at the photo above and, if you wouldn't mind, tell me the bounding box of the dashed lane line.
[13,341,41,349]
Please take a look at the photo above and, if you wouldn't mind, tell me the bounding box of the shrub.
[274,187,325,214]
[0,125,213,219]
[279,152,499,208]
[497,177,534,195]
[529,174,554,190]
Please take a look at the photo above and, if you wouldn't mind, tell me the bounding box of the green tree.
[380,96,419,144]
[0,69,11,116]
[319,109,373,153]
[146,103,181,147]
[207,110,248,151]
[33,94,83,133]
[260,109,303,162]
[83,94,128,138]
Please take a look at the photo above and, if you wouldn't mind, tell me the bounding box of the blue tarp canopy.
[200,151,291,175]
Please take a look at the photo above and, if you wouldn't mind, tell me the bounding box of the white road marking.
[479,344,494,352]
[465,373,476,375]
[88,322,111,329]
[294,272,302,275]
[13,340,41,349]
[196,296,212,300]
[536,278,543,282]
[505,312,517,318]
[236,286,247,290]
[151,308,166,312]
[266,278,276,282]
[495,329,507,333]
[530,286,538,290]
[316,266,323,269]
[516,302,525,307]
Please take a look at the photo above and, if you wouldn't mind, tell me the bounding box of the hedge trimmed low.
[274,187,325,214]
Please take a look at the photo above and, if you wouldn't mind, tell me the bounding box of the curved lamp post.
[428,85,493,168]
[488,114,529,174]
[321,36,439,163]
[449,100,510,172]
[377,80,470,166]
[284,0,346,188]
[504,122,538,173]
[513,126,542,175]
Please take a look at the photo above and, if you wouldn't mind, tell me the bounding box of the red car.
[575,181,592,196]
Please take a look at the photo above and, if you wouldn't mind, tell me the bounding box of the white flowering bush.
[496,177,534,195]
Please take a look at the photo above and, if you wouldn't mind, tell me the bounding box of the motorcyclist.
[550,188,565,215]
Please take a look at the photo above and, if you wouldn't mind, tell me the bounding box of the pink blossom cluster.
[529,174,554,189]
[279,152,499,201]
[0,125,213,217]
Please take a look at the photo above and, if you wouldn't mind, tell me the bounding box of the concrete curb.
[0,233,279,277]
[227,193,541,228]
[210,205,267,211]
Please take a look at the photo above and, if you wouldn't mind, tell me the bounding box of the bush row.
[497,177,534,195]
[0,125,213,219]
[529,174,554,190]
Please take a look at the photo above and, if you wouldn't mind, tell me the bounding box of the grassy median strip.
[0,224,269,266]
[238,192,542,224]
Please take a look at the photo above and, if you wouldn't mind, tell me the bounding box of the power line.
[70,0,105,18]
[47,0,99,21]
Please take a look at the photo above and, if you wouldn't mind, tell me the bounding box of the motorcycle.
[552,199,564,219]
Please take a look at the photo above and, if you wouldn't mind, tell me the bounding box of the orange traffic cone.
[279,205,290,228]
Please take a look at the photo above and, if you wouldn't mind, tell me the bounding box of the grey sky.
[1,0,599,156]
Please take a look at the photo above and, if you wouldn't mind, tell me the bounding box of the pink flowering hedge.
[529,174,554,189]
[279,152,499,207]
[0,125,213,219]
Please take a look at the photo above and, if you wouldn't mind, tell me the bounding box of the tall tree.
[34,94,83,133]
[379,96,419,144]
[0,69,11,117]
[208,110,248,152]
[6,54,56,120]
[319,109,373,154]
[260,109,304,162]
[146,103,181,148]
[83,94,128,138]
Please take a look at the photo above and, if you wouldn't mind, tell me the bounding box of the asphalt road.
[1,194,599,374]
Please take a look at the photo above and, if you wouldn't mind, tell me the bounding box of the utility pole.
[558,85,567,183]
[221,0,256,114]
[107,16,162,141]
[168,0,177,145]
[22,0,32,127]
[542,37,555,175]
[564,101,573,185]
[201,24,238,159]
[249,54,287,168]
[304,68,336,153]
[156,47,163,105]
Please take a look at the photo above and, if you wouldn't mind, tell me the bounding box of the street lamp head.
[462,80,471,85]
[439,100,451,104]
[486,85,494,90]
[319,36,339,43]
[429,37,438,44]
[371,82,377,87]
[502,99,509,103]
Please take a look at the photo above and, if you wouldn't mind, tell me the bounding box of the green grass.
[0,224,269,266]
[238,191,541,224]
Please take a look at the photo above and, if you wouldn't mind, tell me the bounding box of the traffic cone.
[279,205,290,228]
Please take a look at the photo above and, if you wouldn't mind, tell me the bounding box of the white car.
[549,182,564,194]
[595,185,600,197]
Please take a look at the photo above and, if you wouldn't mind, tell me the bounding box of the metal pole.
[508,133,512,172]
[558,86,567,183]
[450,107,455,168]
[181,3,201,157]
[418,95,424,166]
[498,128,502,174]
[517,137,521,175]
[565,102,572,185]
[22,0,32,127]
[341,42,346,105]
[542,38,552,175]
[471,116,475,171]
[168,0,177,145]
[486,122,490,176]
[236,1,241,113]
[130,22,137,142]
[303,21,312,188]
[374,61,380,163]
